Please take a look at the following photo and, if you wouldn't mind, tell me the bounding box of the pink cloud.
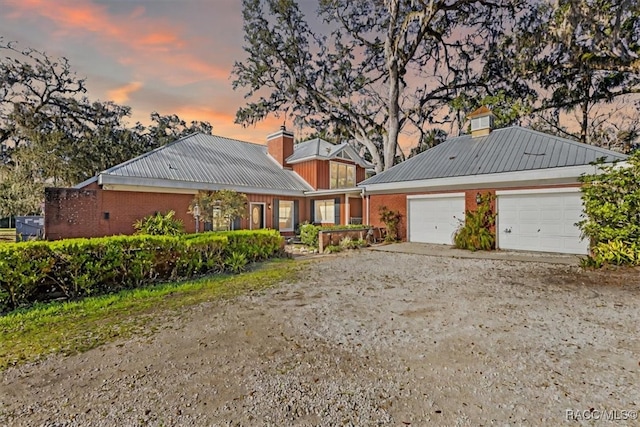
[107,81,143,103]
[4,0,229,84]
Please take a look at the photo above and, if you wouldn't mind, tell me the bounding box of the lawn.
[0,259,300,370]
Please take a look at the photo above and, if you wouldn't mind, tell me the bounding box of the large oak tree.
[233,0,522,172]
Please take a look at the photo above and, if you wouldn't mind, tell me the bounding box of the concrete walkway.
[370,242,584,265]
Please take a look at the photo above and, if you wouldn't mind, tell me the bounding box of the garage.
[497,189,588,255]
[408,194,465,245]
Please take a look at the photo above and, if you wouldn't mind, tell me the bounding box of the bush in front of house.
[0,230,284,312]
[454,193,496,251]
[578,152,640,268]
[133,210,185,236]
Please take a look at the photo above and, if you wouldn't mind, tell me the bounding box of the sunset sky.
[1,0,314,143]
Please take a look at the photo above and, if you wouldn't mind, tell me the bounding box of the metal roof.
[361,126,627,185]
[287,138,372,168]
[100,133,313,194]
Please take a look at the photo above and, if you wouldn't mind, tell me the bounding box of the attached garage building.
[496,189,587,254]
[407,194,465,245]
[360,107,627,255]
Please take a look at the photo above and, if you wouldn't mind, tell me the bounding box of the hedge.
[0,230,284,312]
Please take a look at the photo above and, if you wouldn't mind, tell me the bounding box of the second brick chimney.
[267,125,294,168]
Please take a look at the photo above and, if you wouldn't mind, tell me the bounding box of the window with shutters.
[314,199,335,223]
[278,200,294,231]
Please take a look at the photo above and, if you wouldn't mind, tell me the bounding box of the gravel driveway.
[1,250,639,426]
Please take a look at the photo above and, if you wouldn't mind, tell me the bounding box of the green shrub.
[324,244,342,254]
[454,193,496,251]
[339,236,367,250]
[225,252,248,273]
[133,210,184,236]
[582,240,640,268]
[0,230,284,312]
[378,206,402,242]
[299,223,321,247]
[578,153,640,267]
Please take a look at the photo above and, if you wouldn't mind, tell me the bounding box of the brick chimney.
[467,106,494,138]
[267,125,294,168]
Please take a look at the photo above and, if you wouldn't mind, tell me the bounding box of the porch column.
[345,193,350,225]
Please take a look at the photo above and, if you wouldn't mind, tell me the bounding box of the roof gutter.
[98,174,308,197]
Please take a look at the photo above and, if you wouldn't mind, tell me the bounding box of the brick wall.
[45,188,100,240]
[369,194,407,240]
[99,190,194,236]
[46,186,313,240]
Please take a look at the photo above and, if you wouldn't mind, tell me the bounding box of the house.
[359,107,627,255]
[44,127,371,240]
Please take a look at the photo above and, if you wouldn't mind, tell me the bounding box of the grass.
[0,228,15,243]
[0,259,302,371]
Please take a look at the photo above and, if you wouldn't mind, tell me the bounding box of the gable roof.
[361,126,627,186]
[97,133,313,196]
[287,138,372,168]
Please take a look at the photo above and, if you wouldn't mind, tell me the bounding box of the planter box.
[318,228,371,253]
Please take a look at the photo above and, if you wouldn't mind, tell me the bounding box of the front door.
[250,203,265,229]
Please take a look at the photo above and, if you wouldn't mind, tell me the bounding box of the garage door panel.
[409,196,465,245]
[498,192,587,255]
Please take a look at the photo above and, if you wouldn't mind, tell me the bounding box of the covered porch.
[305,188,365,227]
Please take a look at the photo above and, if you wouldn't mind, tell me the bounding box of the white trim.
[266,129,293,140]
[101,184,198,194]
[99,174,308,197]
[496,187,581,196]
[73,176,98,189]
[304,187,361,196]
[407,192,466,200]
[361,164,600,194]
[286,155,323,164]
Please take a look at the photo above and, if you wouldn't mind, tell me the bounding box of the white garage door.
[497,190,588,255]
[408,194,465,245]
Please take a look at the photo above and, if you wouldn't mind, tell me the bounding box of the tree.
[0,39,214,219]
[578,152,640,266]
[233,0,522,172]
[513,0,640,147]
[188,190,248,231]
[408,128,448,158]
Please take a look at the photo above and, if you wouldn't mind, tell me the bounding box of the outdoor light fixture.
[193,203,200,233]
[268,203,272,210]
[476,192,482,204]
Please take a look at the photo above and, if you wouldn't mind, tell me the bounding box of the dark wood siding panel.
[292,160,318,189]
[356,166,366,184]
[317,161,330,189]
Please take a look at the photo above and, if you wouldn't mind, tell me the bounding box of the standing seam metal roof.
[100,133,313,192]
[361,126,627,185]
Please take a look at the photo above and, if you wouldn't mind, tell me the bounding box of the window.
[212,207,229,231]
[314,199,335,223]
[330,161,356,189]
[471,115,493,131]
[279,200,294,231]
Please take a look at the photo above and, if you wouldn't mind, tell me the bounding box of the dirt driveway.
[1,250,639,426]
